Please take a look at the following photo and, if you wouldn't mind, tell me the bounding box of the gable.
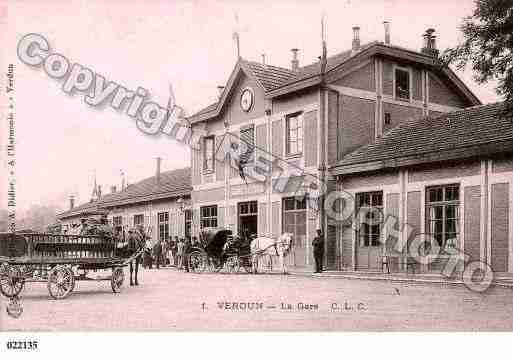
[219,72,266,127]
[428,72,468,108]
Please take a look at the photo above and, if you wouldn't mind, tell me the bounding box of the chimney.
[352,26,361,53]
[383,21,390,45]
[261,53,266,66]
[216,85,224,100]
[110,185,117,193]
[421,28,439,58]
[291,48,299,71]
[97,185,102,199]
[69,195,75,210]
[155,157,162,185]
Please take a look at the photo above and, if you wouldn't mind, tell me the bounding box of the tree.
[442,0,513,111]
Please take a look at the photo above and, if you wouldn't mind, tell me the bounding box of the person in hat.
[312,229,324,273]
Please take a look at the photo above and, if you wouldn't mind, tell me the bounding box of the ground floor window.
[426,184,460,251]
[355,191,383,247]
[158,212,169,241]
[133,214,144,227]
[200,205,218,229]
[282,197,306,248]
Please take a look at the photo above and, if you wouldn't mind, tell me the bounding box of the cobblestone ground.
[2,267,513,331]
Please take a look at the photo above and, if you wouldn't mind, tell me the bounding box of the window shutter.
[240,126,254,163]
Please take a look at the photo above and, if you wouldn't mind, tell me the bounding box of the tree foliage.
[442,0,513,108]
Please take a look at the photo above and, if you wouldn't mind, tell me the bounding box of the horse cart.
[0,232,143,299]
[187,228,273,274]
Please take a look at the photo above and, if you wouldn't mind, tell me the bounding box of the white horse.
[250,233,294,274]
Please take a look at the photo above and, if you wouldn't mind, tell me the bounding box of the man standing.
[312,229,324,273]
[153,239,163,269]
[127,228,142,286]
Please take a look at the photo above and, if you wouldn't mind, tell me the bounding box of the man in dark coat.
[312,229,324,273]
[127,228,143,285]
[153,239,163,269]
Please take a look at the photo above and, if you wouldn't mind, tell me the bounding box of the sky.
[0,0,501,215]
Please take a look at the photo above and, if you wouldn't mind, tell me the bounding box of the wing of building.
[57,167,192,241]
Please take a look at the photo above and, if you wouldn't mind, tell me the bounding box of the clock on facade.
[240,88,254,112]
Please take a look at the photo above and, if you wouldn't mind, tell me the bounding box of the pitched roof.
[331,102,513,175]
[188,41,479,123]
[57,167,192,219]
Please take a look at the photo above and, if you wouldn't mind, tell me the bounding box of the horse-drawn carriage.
[187,228,273,274]
[0,231,143,299]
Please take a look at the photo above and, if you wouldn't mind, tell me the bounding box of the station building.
[57,166,192,243]
[187,26,480,270]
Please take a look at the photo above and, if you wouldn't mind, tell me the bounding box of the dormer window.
[394,67,411,101]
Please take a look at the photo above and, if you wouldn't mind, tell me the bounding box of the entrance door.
[282,197,307,267]
[355,191,383,271]
[238,201,258,238]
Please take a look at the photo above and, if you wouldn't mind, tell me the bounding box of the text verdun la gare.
[14,32,496,293]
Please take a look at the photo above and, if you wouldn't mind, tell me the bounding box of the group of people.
[141,235,202,272]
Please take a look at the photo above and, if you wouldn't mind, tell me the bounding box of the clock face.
[240,88,254,112]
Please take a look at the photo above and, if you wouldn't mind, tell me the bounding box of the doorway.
[238,201,258,238]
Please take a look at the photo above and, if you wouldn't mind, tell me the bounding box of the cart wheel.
[47,266,75,300]
[111,267,124,293]
[188,252,207,273]
[210,257,223,272]
[0,264,25,298]
[225,256,240,273]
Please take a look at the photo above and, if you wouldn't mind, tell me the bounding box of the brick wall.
[272,119,283,176]
[258,202,267,235]
[327,90,339,165]
[491,183,509,272]
[428,73,467,108]
[406,191,421,256]
[333,61,375,91]
[215,135,225,182]
[339,95,375,156]
[493,158,513,173]
[304,110,318,167]
[191,145,202,185]
[464,186,481,262]
[218,206,225,227]
[192,187,224,203]
[272,88,317,114]
[408,161,480,183]
[382,102,423,133]
[272,201,280,237]
[342,170,398,189]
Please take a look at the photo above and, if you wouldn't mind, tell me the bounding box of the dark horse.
[127,228,144,286]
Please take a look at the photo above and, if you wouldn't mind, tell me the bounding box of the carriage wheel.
[0,264,25,298]
[210,257,223,272]
[111,267,124,293]
[240,257,253,273]
[188,252,207,273]
[47,266,75,300]
[225,256,240,273]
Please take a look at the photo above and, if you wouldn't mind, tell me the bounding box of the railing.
[23,233,116,260]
